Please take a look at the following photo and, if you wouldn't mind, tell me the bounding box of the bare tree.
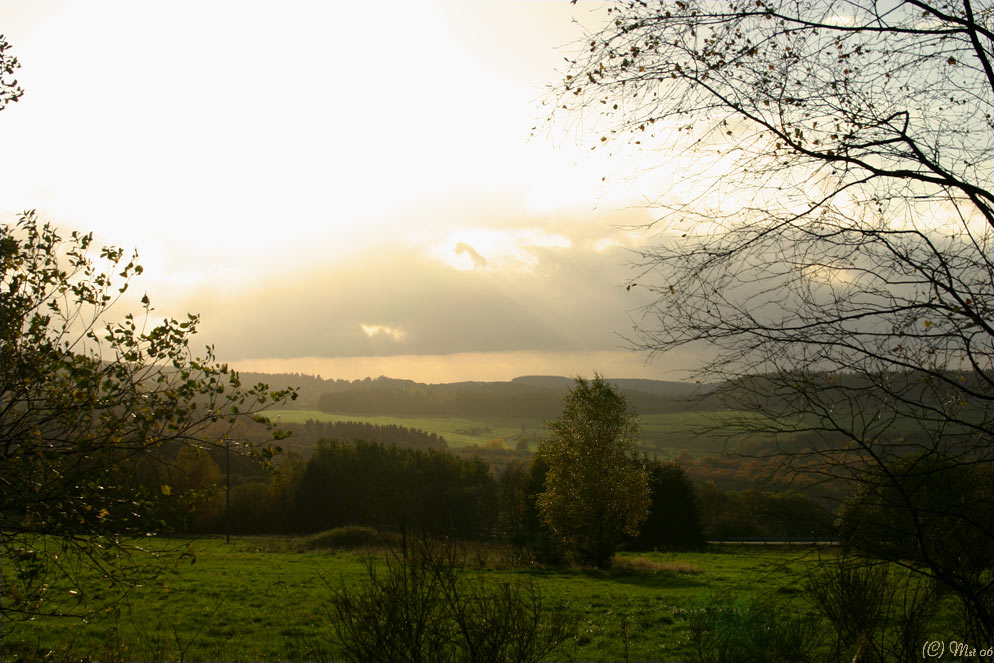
[551,0,992,638]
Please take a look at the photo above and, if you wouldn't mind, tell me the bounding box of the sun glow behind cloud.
[1,1,708,382]
[0,1,601,268]
[431,228,572,272]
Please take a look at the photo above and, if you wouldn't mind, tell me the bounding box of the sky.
[1,0,699,383]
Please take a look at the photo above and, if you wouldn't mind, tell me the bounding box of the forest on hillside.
[236,373,716,417]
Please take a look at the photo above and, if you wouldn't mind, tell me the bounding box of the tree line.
[136,379,837,548]
[176,441,712,551]
[286,419,448,451]
[315,379,710,418]
[158,432,836,550]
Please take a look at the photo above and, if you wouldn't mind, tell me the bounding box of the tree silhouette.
[1,213,295,620]
[0,34,24,111]
[552,0,992,636]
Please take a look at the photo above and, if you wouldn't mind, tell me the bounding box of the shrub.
[805,554,943,663]
[326,536,577,662]
[683,592,820,663]
[298,526,399,551]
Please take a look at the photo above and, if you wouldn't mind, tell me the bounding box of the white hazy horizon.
[2,1,699,383]
[229,349,705,385]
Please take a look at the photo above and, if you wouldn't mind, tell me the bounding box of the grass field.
[263,409,774,456]
[639,411,778,457]
[263,409,543,448]
[4,536,848,662]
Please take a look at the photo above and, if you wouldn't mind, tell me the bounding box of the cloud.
[1,1,711,383]
[169,209,658,364]
[433,227,574,273]
[360,323,408,341]
[454,242,488,269]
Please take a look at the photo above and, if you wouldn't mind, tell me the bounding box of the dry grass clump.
[613,556,704,574]
[297,526,400,551]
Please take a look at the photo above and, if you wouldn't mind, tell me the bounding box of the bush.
[298,526,399,551]
[683,592,820,663]
[326,536,577,662]
[805,554,943,663]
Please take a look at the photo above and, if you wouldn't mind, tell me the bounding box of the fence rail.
[706,537,839,545]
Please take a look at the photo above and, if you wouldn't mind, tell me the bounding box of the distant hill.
[512,375,713,399]
[232,370,717,418]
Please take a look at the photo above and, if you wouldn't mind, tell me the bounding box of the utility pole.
[225,437,231,544]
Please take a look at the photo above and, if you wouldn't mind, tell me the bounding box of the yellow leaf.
[160,484,172,496]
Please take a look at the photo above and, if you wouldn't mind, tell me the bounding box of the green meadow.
[263,409,770,455]
[263,409,541,448]
[5,537,839,663]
